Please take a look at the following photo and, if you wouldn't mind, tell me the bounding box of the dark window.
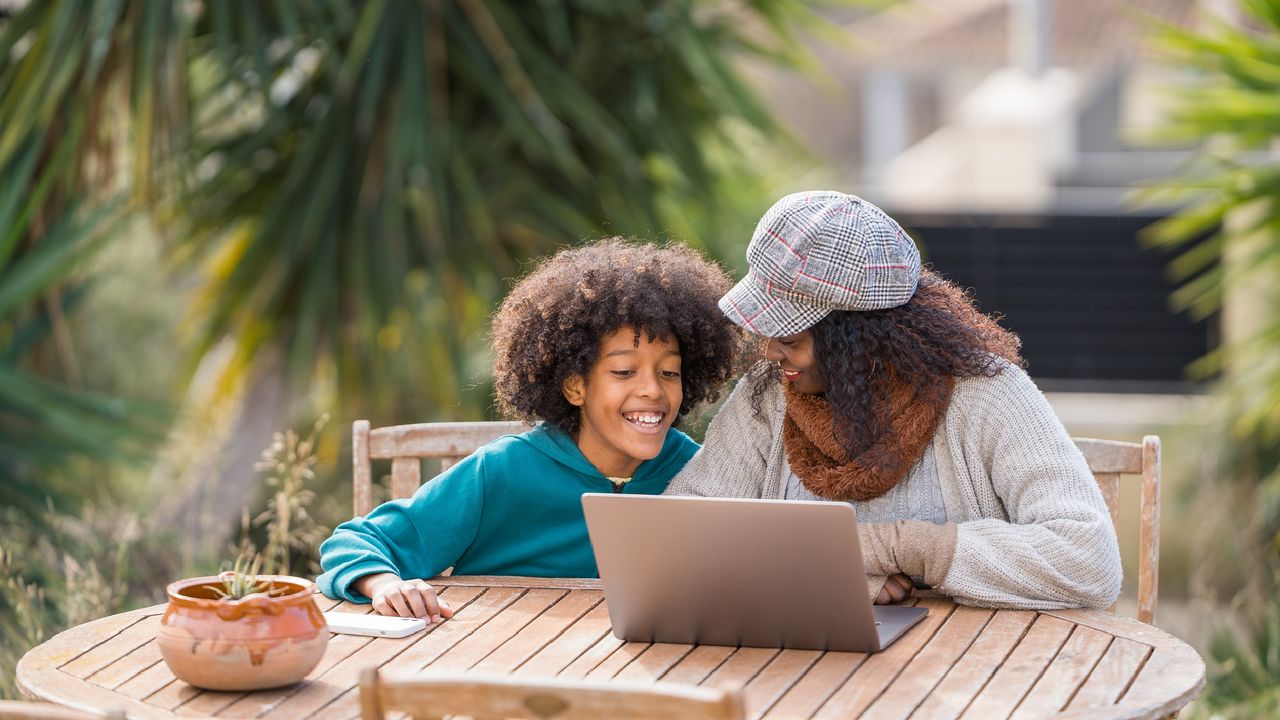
[897,212,1216,392]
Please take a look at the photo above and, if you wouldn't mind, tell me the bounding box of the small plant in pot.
[157,554,329,691]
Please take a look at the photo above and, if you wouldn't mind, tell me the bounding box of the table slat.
[741,649,823,719]
[424,589,566,673]
[861,606,995,720]
[660,645,737,686]
[62,616,162,679]
[1066,637,1151,711]
[762,651,868,720]
[959,614,1073,720]
[909,610,1036,720]
[584,641,651,680]
[701,647,782,692]
[304,687,362,720]
[1012,625,1114,718]
[264,586,514,719]
[1114,644,1204,715]
[1042,608,1206,720]
[146,676,202,711]
[614,643,695,682]
[86,640,163,690]
[326,600,375,614]
[470,590,603,675]
[176,688,242,717]
[556,633,627,679]
[373,587,522,673]
[115,657,180,700]
[43,611,156,671]
[813,598,954,719]
[509,602,613,678]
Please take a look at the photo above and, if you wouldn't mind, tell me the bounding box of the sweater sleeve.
[938,367,1124,610]
[664,376,773,499]
[316,452,485,602]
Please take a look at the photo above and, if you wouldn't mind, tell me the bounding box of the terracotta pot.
[157,575,329,691]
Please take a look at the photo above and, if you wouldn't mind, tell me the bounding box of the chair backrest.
[0,701,126,720]
[1072,436,1160,625]
[352,420,528,517]
[358,668,745,720]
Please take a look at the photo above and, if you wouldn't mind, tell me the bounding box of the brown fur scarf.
[782,373,954,501]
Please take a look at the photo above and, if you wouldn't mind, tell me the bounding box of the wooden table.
[18,576,1204,719]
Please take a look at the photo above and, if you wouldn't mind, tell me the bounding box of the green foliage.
[1144,4,1280,716]
[251,414,331,577]
[221,413,333,594]
[1188,570,1280,720]
[1,0,824,498]
[0,504,165,699]
[1145,0,1280,546]
[213,553,281,601]
[0,196,165,516]
[1144,4,1280,440]
[0,0,174,517]
[164,0,819,422]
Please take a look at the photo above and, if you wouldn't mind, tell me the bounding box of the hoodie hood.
[518,422,693,482]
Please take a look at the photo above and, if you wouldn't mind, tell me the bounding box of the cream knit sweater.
[666,363,1123,610]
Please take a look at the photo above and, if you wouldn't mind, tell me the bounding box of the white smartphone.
[322,611,428,638]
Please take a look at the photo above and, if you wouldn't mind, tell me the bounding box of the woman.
[667,190,1122,610]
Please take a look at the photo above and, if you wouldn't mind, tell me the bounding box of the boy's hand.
[354,573,454,622]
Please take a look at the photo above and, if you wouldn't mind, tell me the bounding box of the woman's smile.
[765,331,824,394]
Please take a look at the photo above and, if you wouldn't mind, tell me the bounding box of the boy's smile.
[563,326,682,479]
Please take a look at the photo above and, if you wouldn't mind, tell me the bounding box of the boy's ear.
[562,375,586,406]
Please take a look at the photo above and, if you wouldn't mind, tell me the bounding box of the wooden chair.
[1072,436,1161,625]
[358,668,745,720]
[0,701,125,720]
[352,420,528,517]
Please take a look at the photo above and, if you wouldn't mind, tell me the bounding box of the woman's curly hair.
[492,239,742,435]
[751,269,1024,457]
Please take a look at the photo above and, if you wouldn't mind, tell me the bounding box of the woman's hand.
[354,573,454,622]
[875,573,915,605]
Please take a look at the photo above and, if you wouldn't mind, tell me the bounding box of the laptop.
[581,494,928,653]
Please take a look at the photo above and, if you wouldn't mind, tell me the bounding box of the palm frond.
[164,0,820,421]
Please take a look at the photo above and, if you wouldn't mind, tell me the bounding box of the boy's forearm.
[352,572,400,599]
[318,472,480,601]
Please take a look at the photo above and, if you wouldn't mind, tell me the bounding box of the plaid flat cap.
[719,191,921,337]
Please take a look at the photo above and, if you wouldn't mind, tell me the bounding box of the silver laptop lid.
[582,494,925,653]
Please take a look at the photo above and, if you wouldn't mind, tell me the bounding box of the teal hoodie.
[317,423,697,602]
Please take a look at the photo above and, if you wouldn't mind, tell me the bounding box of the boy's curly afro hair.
[492,239,741,435]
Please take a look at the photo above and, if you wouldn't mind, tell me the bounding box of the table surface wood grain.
[17,576,1204,720]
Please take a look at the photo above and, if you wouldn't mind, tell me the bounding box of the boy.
[318,240,741,619]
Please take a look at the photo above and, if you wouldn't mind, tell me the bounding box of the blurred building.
[754,0,1215,395]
